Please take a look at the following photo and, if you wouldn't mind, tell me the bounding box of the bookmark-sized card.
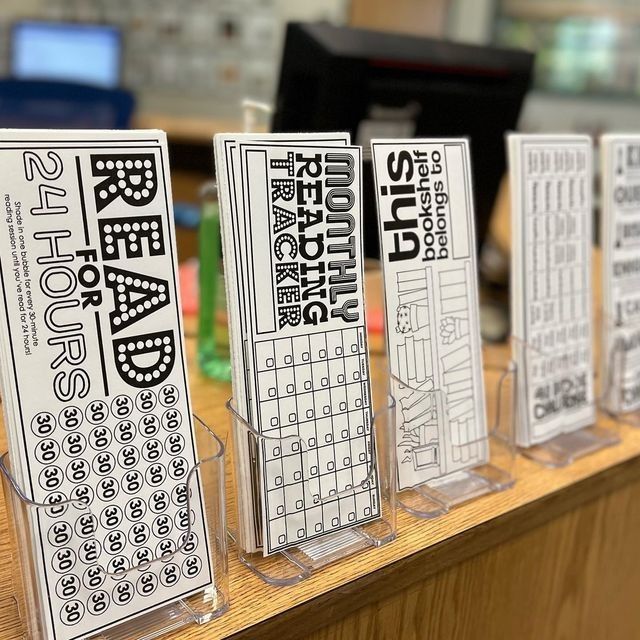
[601,134,640,413]
[215,133,351,404]
[214,133,350,553]
[236,142,380,554]
[508,134,595,447]
[0,130,212,640]
[371,139,488,490]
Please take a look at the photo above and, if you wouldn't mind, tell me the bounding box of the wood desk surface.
[1,268,639,640]
[134,114,237,142]
[134,114,263,143]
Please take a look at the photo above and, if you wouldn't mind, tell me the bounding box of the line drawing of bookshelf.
[393,268,440,476]
[395,268,435,392]
[393,262,483,481]
[438,265,476,463]
[396,387,443,472]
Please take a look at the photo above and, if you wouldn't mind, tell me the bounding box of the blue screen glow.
[12,21,121,88]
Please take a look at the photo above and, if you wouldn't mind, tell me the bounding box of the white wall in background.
[446,0,495,44]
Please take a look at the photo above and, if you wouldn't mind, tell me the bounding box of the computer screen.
[273,23,534,258]
[11,21,121,89]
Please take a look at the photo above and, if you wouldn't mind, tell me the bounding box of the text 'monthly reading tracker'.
[215,135,380,555]
[0,130,212,640]
[508,134,595,447]
[214,133,351,553]
[371,139,488,490]
[601,135,640,414]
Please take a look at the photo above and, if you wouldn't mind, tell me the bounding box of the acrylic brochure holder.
[513,336,620,467]
[0,416,229,640]
[599,313,640,428]
[227,379,397,587]
[394,362,516,519]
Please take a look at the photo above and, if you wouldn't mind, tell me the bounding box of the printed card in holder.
[216,138,381,555]
[0,130,213,640]
[601,134,640,416]
[371,138,488,490]
[508,134,596,447]
[213,133,350,554]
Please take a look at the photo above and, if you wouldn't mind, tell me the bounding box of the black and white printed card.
[215,135,380,555]
[371,139,488,490]
[0,130,212,640]
[601,134,640,414]
[508,134,596,446]
[213,133,351,552]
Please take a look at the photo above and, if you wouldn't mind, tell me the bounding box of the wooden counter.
[1,271,640,640]
[134,114,241,144]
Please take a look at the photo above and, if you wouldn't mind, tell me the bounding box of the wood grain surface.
[1,266,639,640]
[304,471,640,640]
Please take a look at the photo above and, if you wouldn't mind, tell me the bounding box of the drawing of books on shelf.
[439,267,470,345]
[438,266,477,462]
[395,268,435,391]
[397,386,444,473]
[393,267,441,479]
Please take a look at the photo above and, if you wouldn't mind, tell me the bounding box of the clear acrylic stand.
[226,377,396,587]
[226,100,396,584]
[513,336,620,467]
[599,313,640,427]
[394,363,516,519]
[0,415,229,640]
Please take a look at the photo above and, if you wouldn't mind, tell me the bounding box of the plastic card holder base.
[227,392,397,587]
[514,337,621,468]
[0,415,229,640]
[599,314,640,430]
[395,363,516,520]
[521,426,620,468]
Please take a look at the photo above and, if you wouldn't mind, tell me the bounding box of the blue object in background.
[173,202,201,229]
[0,79,135,129]
[11,21,122,89]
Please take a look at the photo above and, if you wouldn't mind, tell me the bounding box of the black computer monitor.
[272,22,534,258]
[11,20,122,89]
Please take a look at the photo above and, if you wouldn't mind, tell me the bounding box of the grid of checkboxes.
[254,327,379,549]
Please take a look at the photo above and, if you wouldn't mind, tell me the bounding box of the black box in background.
[272,22,534,259]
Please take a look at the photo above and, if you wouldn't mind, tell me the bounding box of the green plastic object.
[197,194,231,381]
